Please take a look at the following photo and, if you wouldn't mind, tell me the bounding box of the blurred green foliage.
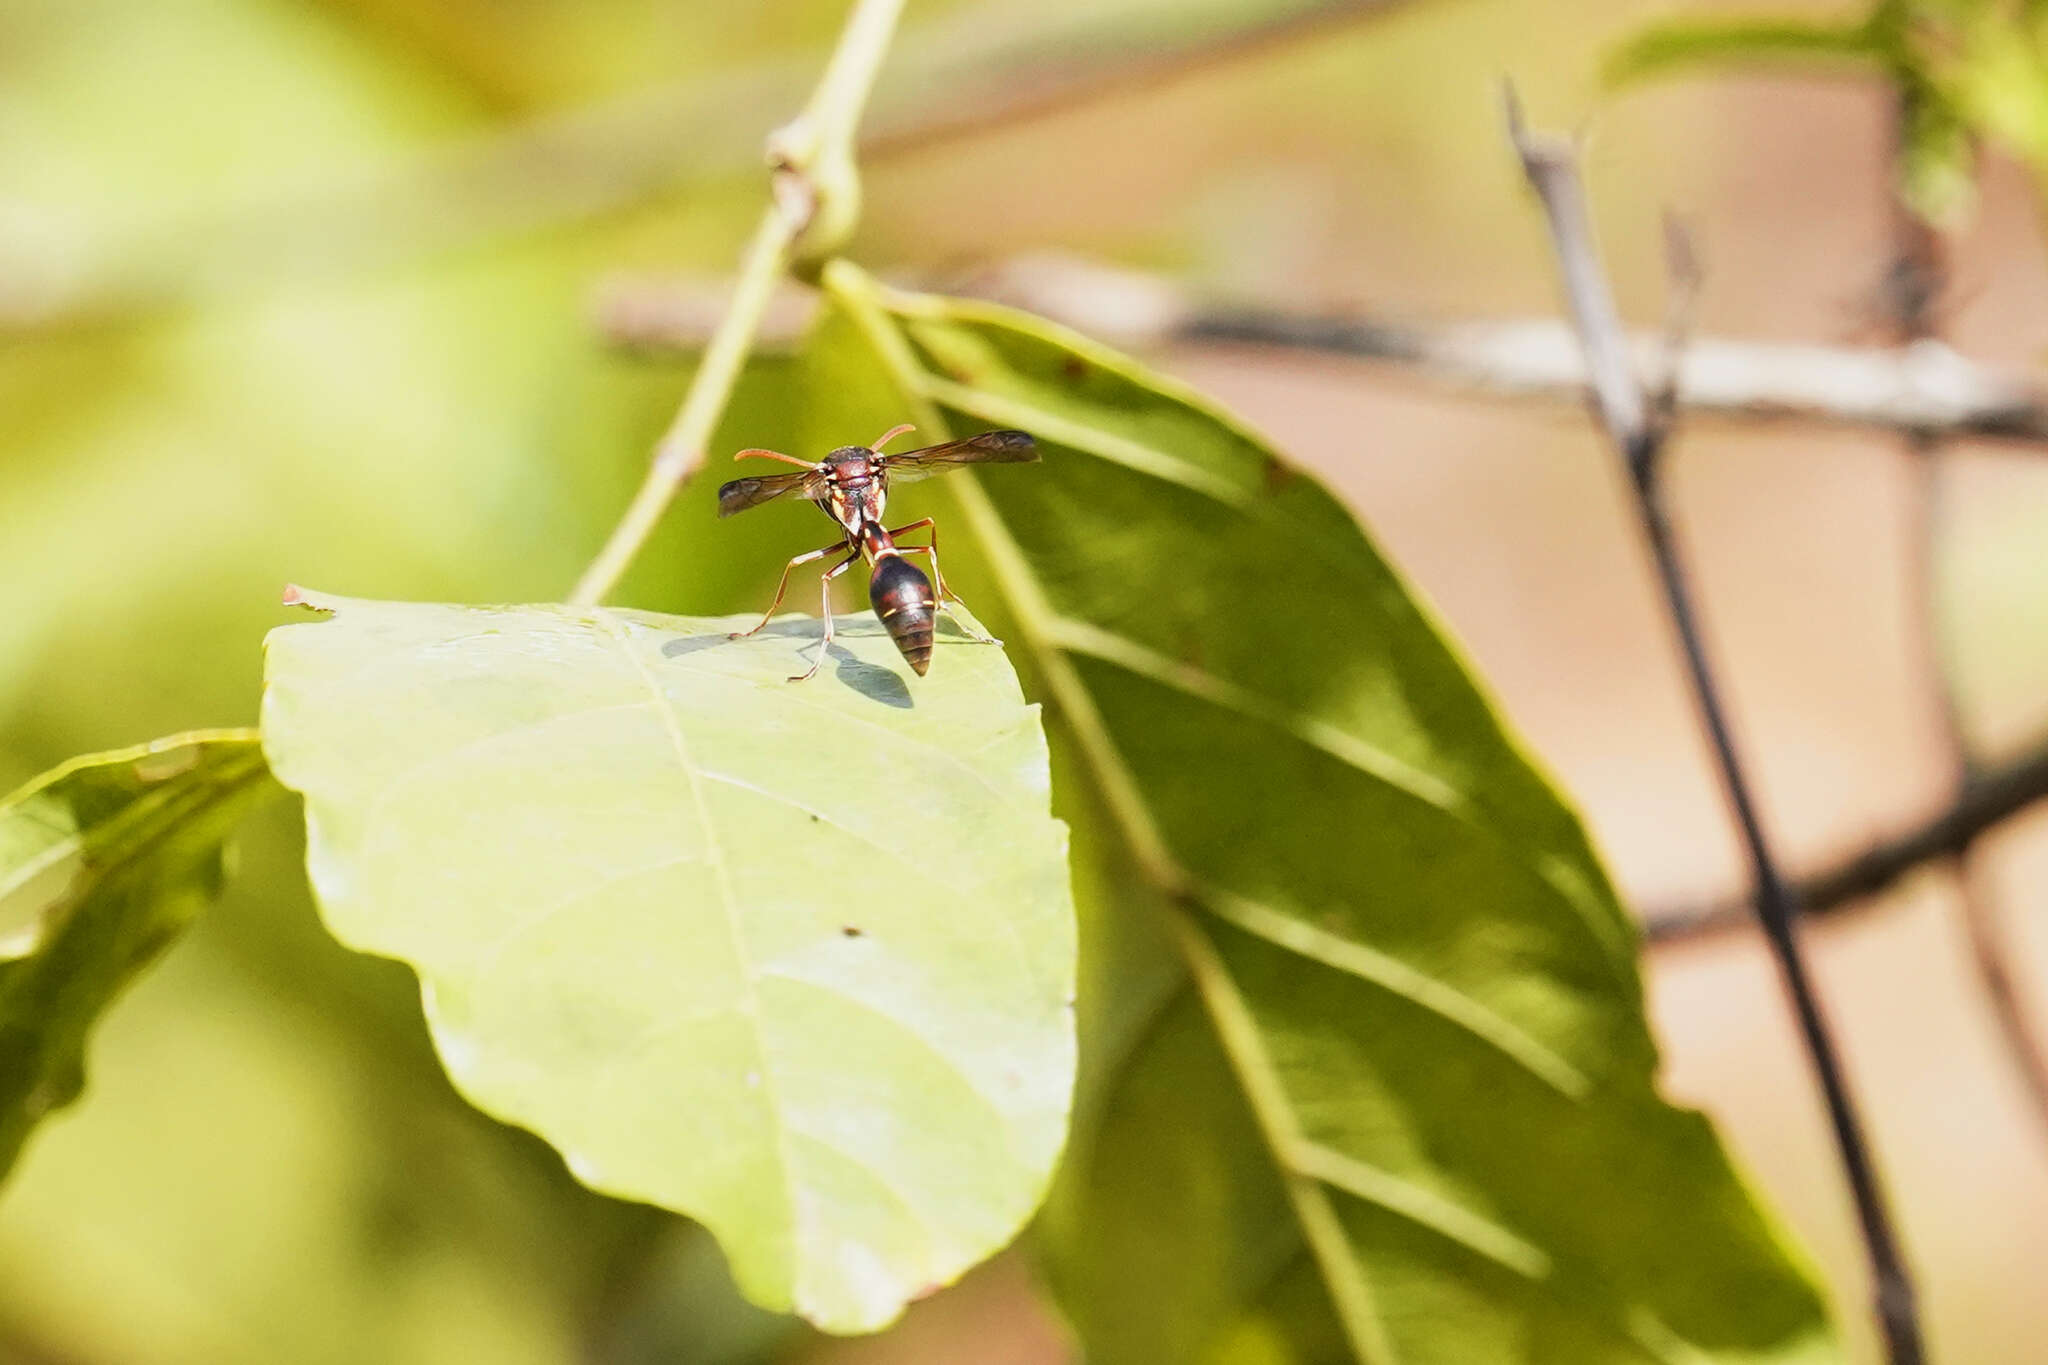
[0,2,823,1360]
[0,732,270,1179]
[1608,0,2048,228]
[2,0,1996,1361]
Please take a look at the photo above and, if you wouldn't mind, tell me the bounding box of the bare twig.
[597,257,2048,447]
[566,0,907,609]
[0,0,1418,335]
[1881,83,2048,1135]
[1647,213,1702,428]
[1507,92,1926,1365]
[1504,97,1651,455]
[1187,312,2048,444]
[1887,94,1974,769]
[1645,735,2048,940]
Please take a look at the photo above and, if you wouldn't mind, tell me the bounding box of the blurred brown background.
[4,0,2046,1361]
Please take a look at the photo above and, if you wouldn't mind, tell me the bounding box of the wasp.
[717,425,1038,680]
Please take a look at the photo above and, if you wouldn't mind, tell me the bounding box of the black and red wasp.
[717,425,1038,680]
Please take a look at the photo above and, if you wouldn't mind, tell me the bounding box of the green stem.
[567,0,907,609]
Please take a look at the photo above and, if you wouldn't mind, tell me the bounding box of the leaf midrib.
[593,608,807,1288]
[828,266,1401,1362]
[587,611,1037,1302]
[838,270,1701,1365]
[909,369,1630,970]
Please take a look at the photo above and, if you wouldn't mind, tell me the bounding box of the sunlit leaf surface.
[260,589,1075,1333]
[0,731,272,1178]
[818,268,1841,1364]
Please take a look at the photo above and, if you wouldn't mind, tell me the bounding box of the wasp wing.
[879,429,1038,486]
[716,468,826,518]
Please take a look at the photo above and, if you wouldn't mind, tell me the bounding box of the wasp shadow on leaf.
[829,648,912,708]
[660,621,914,707]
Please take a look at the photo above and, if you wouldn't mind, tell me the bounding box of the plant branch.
[1644,733,2048,940]
[1508,92,1926,1365]
[565,0,906,609]
[598,256,2048,447]
[1184,313,2048,444]
[1880,83,2048,1135]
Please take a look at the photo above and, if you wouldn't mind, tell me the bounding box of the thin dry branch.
[1645,736,2048,941]
[596,256,2048,447]
[1508,92,1927,1365]
[1876,81,2048,1138]
[1185,312,2048,443]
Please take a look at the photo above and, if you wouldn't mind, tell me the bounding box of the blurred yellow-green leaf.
[1606,1,2048,230]
[0,730,271,1178]
[1604,15,1885,89]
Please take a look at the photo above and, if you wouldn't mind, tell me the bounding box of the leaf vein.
[1050,616,1629,971]
[1290,1140,1552,1281]
[593,611,803,1265]
[469,850,707,995]
[1195,884,1589,1098]
[761,969,1029,1160]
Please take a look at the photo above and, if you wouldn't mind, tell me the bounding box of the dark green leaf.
[820,262,1840,1364]
[260,590,1076,1334]
[0,730,272,1178]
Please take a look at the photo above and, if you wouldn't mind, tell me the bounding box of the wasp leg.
[886,519,1000,646]
[884,520,948,591]
[792,552,860,682]
[731,539,851,640]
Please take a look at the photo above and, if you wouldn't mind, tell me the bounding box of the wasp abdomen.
[869,555,936,676]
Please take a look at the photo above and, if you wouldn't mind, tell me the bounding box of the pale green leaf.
[258,589,1076,1334]
[817,264,1840,1363]
[0,730,272,1178]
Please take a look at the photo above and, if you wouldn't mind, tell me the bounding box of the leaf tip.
[279,585,340,616]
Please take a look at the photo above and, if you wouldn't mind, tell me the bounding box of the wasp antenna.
[870,424,916,452]
[733,448,816,468]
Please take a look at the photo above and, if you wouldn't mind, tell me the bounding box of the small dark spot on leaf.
[1061,356,1089,382]
[842,925,863,938]
[809,813,821,822]
[1262,454,1296,493]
